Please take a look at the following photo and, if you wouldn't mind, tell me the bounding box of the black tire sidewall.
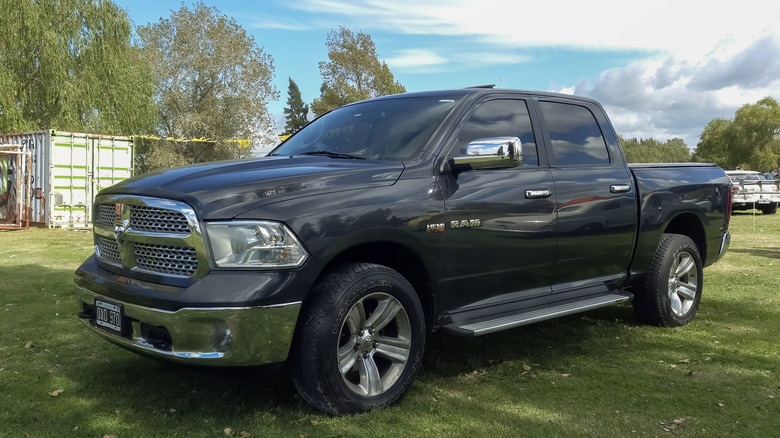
[295,263,425,414]
[653,235,703,326]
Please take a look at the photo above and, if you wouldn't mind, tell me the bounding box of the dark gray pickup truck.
[75,88,732,414]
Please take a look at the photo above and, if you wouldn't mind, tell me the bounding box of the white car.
[726,170,780,214]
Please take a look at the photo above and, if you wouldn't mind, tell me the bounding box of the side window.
[455,99,538,166]
[539,101,609,166]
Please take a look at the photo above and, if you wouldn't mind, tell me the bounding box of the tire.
[292,263,426,414]
[633,234,703,327]
[760,203,777,214]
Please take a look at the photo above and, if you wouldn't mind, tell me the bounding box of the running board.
[440,293,632,337]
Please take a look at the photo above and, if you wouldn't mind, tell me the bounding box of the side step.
[439,292,632,337]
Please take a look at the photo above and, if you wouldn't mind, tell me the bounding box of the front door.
[442,98,557,311]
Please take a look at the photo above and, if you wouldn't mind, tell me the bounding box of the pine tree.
[283,78,309,135]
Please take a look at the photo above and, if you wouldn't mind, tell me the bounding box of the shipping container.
[0,130,133,228]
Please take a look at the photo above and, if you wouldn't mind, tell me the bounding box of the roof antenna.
[467,84,495,89]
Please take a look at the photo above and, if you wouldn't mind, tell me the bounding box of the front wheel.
[633,234,703,327]
[292,263,425,414]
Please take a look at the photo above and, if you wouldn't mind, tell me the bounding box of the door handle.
[525,189,552,199]
[610,184,632,193]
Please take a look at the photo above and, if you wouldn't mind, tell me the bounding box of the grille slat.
[134,243,198,277]
[130,205,190,234]
[96,204,116,227]
[96,235,121,265]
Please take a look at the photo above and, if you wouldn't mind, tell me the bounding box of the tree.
[283,78,309,135]
[620,136,691,163]
[694,97,780,170]
[0,0,155,134]
[311,27,406,116]
[136,2,277,171]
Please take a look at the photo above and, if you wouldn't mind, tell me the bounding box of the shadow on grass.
[728,247,780,260]
[4,259,777,436]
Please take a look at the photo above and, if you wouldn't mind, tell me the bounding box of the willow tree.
[0,0,156,134]
[694,97,780,170]
[136,2,277,170]
[311,27,406,116]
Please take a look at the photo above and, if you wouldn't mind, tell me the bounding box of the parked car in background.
[726,170,780,214]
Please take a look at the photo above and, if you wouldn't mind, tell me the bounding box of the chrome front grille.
[134,243,198,277]
[92,195,206,280]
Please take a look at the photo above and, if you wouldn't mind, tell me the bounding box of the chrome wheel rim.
[337,292,412,397]
[667,251,698,317]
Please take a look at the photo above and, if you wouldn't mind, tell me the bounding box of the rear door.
[534,98,637,293]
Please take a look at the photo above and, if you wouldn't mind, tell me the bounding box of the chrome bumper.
[716,231,731,263]
[75,286,301,366]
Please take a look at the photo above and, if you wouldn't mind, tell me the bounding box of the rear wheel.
[292,263,425,414]
[760,203,777,214]
[633,234,703,327]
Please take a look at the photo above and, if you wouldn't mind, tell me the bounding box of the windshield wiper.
[300,150,366,160]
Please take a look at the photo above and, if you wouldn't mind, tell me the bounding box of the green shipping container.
[0,130,133,228]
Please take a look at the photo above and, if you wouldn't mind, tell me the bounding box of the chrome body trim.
[75,285,300,365]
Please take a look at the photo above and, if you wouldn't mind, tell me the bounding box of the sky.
[115,0,780,151]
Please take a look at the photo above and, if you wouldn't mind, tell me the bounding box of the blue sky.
[115,0,780,150]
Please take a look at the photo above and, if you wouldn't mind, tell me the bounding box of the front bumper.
[75,285,301,366]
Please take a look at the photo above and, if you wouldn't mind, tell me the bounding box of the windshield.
[728,173,763,181]
[272,96,460,160]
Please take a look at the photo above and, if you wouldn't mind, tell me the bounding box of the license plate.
[95,298,124,335]
[758,199,770,204]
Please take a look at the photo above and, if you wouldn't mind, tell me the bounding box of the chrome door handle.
[610,184,631,193]
[525,189,552,199]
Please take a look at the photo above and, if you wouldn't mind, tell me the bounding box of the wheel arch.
[663,213,707,264]
[294,241,437,336]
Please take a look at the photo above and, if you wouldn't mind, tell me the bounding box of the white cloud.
[275,0,780,150]
[566,35,780,148]
[383,49,447,69]
[289,0,780,57]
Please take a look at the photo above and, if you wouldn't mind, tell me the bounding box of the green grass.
[1,212,778,437]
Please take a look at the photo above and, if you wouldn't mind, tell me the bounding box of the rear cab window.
[539,101,610,166]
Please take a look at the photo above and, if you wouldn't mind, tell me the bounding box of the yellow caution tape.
[134,135,251,148]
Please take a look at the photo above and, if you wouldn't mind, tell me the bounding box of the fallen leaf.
[522,364,531,371]
[25,341,32,349]
[224,427,233,436]
[169,409,176,413]
[103,435,118,438]
[48,389,64,397]
[677,359,690,363]
[73,426,78,431]
[561,374,570,377]
[673,418,686,425]
[310,419,319,426]
[240,432,251,438]
[718,402,725,407]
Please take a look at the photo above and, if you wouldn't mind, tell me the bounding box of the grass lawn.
[0,211,778,437]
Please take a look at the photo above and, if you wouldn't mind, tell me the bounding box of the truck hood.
[102,155,404,220]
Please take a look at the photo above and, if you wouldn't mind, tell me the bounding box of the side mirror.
[451,137,522,171]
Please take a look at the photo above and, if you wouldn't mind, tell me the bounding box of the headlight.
[203,221,308,268]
